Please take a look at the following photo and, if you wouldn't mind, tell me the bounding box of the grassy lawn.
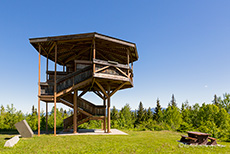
[0,130,229,154]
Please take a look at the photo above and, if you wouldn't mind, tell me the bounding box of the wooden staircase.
[59,93,105,130]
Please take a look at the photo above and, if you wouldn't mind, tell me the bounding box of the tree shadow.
[0,129,19,135]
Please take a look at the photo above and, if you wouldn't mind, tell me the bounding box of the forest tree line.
[1,93,230,140]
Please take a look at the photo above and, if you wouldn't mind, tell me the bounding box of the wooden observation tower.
[29,32,139,135]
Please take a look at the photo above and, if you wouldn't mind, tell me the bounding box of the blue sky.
[0,1,230,113]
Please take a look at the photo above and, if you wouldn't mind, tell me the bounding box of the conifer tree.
[170,94,177,107]
[146,107,153,120]
[111,106,119,120]
[212,94,221,108]
[153,98,162,122]
[137,101,144,124]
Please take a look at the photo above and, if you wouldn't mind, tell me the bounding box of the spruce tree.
[171,94,177,107]
[147,107,153,120]
[212,94,221,108]
[137,101,144,124]
[111,106,119,120]
[153,98,162,122]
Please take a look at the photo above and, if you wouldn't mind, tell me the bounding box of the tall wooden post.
[127,49,130,78]
[73,89,78,133]
[46,55,49,81]
[54,43,57,136]
[107,86,111,133]
[38,44,41,136]
[93,38,96,74]
[103,95,106,132]
[46,102,48,133]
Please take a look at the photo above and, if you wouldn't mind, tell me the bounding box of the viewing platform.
[30,32,138,135]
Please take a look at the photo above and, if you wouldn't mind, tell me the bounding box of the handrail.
[78,97,105,115]
[41,66,92,95]
[93,59,129,69]
[57,66,92,84]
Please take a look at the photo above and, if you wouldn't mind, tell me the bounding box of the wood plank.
[54,43,57,136]
[73,89,77,133]
[93,38,96,73]
[38,44,41,136]
[74,60,92,65]
[95,33,135,47]
[103,95,106,132]
[56,78,92,97]
[115,66,128,78]
[181,135,197,141]
[93,59,129,69]
[46,55,49,81]
[64,47,90,64]
[78,108,93,117]
[95,65,110,73]
[46,103,48,133]
[79,87,89,97]
[59,98,74,108]
[94,73,129,82]
[107,86,111,133]
[93,90,104,100]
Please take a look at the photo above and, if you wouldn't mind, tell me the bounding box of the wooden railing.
[78,97,105,116]
[93,59,133,82]
[56,66,92,92]
[40,66,92,95]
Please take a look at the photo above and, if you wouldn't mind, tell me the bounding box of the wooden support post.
[103,95,106,133]
[46,102,48,134]
[38,44,41,136]
[46,55,49,81]
[107,86,111,133]
[54,43,57,136]
[101,120,103,130]
[93,38,96,74]
[73,89,78,133]
[127,49,130,78]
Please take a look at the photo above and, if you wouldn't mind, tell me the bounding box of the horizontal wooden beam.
[95,34,135,47]
[94,73,129,82]
[93,59,129,69]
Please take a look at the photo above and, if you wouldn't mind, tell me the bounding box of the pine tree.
[146,107,153,120]
[111,106,119,120]
[171,94,177,107]
[212,94,221,108]
[137,101,144,124]
[153,98,162,122]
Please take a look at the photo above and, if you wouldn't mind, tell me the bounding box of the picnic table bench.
[180,131,217,145]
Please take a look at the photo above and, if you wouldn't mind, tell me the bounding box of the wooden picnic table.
[180,131,217,145]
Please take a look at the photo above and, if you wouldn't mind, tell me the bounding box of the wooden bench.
[181,135,197,141]
[207,137,217,145]
[180,135,197,144]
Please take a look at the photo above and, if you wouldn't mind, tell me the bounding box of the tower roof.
[29,32,138,65]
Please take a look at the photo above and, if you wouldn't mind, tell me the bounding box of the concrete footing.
[4,136,20,147]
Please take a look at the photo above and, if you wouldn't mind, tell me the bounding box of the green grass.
[0,130,229,154]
